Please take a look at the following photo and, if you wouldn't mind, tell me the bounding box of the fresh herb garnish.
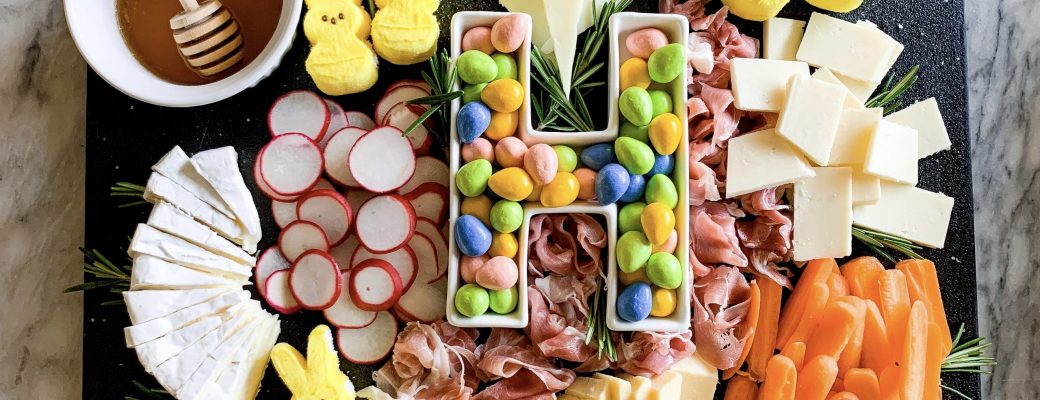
[940,323,997,400]
[585,275,618,361]
[406,49,463,148]
[64,247,131,303]
[124,380,173,400]
[865,65,920,114]
[851,226,924,263]
[111,182,148,208]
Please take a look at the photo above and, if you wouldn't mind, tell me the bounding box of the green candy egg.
[645,174,678,209]
[552,145,578,172]
[619,202,647,233]
[615,137,655,175]
[619,87,653,126]
[646,252,683,289]
[463,83,488,103]
[455,283,490,317]
[456,159,492,197]
[489,200,523,233]
[648,43,685,84]
[617,231,652,273]
[620,121,650,143]
[489,286,518,314]
[491,53,519,81]
[458,50,499,84]
[648,90,673,117]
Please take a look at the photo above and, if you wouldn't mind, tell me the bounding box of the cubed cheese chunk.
[670,354,719,400]
[851,167,882,204]
[619,373,652,399]
[726,129,816,198]
[863,120,919,184]
[885,98,951,158]
[796,12,901,83]
[829,108,883,165]
[858,20,905,76]
[776,76,847,165]
[566,377,609,400]
[853,183,955,248]
[648,371,683,400]
[764,18,806,61]
[593,373,633,400]
[730,58,810,112]
[812,67,863,109]
[834,72,882,104]
[792,167,853,261]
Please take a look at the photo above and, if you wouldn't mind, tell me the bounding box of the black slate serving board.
[83,0,978,398]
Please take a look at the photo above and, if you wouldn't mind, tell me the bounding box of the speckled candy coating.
[462,138,495,163]
[617,282,653,322]
[494,136,528,168]
[595,163,630,205]
[625,28,669,59]
[461,26,495,55]
[475,255,518,290]
[455,214,492,256]
[457,101,492,143]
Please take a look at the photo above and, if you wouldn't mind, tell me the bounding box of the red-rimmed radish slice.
[271,178,335,228]
[345,191,376,217]
[382,103,432,155]
[324,270,377,328]
[402,183,448,225]
[254,248,290,297]
[296,189,352,246]
[355,194,415,253]
[329,236,359,271]
[349,259,402,311]
[396,156,448,195]
[268,90,330,142]
[375,86,429,123]
[348,127,415,193]
[318,100,349,149]
[393,234,447,322]
[351,246,417,291]
[387,79,432,94]
[254,160,297,201]
[278,220,329,262]
[345,111,376,130]
[415,218,448,281]
[258,133,324,196]
[323,127,368,188]
[289,250,342,310]
[337,311,397,364]
[264,269,301,314]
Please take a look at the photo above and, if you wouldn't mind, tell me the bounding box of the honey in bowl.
[116,0,283,85]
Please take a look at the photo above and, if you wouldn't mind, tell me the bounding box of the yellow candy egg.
[460,195,493,226]
[480,79,524,113]
[488,232,519,258]
[619,267,649,285]
[488,167,534,201]
[650,287,677,317]
[540,172,580,208]
[526,184,543,201]
[619,58,652,91]
[485,110,519,140]
[648,113,682,155]
[641,202,676,246]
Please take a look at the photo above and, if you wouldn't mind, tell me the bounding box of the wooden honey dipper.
[169,0,245,77]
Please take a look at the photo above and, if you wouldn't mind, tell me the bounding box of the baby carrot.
[896,259,952,355]
[828,271,849,300]
[725,281,761,379]
[759,355,797,400]
[923,322,944,400]
[861,300,896,375]
[777,259,835,349]
[834,297,867,377]
[725,374,760,400]
[899,301,929,400]
[749,279,784,380]
[795,355,839,400]
[828,392,860,400]
[782,282,830,350]
[804,297,862,361]
[879,269,911,361]
[781,341,806,371]
[844,368,881,400]
[878,366,900,400]
[840,256,884,305]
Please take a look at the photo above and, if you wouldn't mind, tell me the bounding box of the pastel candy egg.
[457,101,492,143]
[489,232,519,258]
[619,173,646,203]
[617,282,652,322]
[486,111,519,141]
[463,83,488,103]
[617,231,652,273]
[481,79,524,113]
[491,53,519,81]
[455,283,490,317]
[553,145,578,172]
[645,174,678,208]
[524,144,559,185]
[619,58,652,91]
[618,202,646,233]
[455,214,492,256]
[646,252,682,289]
[648,113,682,155]
[457,50,498,85]
[489,286,518,314]
[648,43,685,83]
[626,28,669,59]
[595,163,630,205]
[619,267,649,285]
[462,138,495,163]
[540,172,580,207]
[494,136,528,168]
[488,167,534,201]
[650,287,677,317]
[456,159,492,197]
[652,230,678,253]
[641,202,676,246]
[620,121,650,142]
[460,255,489,283]
[619,87,653,126]
[648,90,672,117]
[580,143,616,171]
[573,168,598,201]
[648,154,674,176]
[491,14,529,53]
[461,27,495,55]
[460,195,493,226]
[615,137,655,175]
[490,200,523,233]
[476,256,519,290]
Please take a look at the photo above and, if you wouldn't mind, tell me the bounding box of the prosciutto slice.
[373,322,479,398]
[689,203,748,277]
[527,214,607,278]
[473,329,576,399]
[691,266,754,370]
[618,331,697,376]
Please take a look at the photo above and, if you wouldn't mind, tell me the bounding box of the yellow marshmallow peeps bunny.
[303,0,378,95]
[370,0,440,65]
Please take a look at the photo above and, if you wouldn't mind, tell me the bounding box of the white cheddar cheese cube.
[566,377,609,400]
[796,13,900,83]
[148,202,255,265]
[125,290,249,347]
[726,129,816,198]
[124,287,236,325]
[885,98,951,158]
[130,224,252,279]
[670,354,719,400]
[863,120,919,185]
[619,373,651,399]
[593,373,633,400]
[131,255,248,291]
[854,183,955,248]
[829,108,883,165]
[857,20,905,77]
[792,167,853,261]
[812,67,863,109]
[851,167,882,205]
[764,18,806,61]
[648,371,682,400]
[777,76,848,165]
[834,72,882,104]
[730,58,810,112]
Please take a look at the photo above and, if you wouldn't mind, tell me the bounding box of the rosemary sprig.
[940,323,996,400]
[865,65,920,114]
[64,247,131,299]
[585,275,618,361]
[124,380,172,400]
[406,49,462,148]
[852,226,924,263]
[111,182,148,208]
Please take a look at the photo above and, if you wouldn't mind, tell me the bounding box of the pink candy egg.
[462,27,495,55]
[491,14,529,53]
[626,28,669,60]
[523,144,559,185]
[462,138,495,163]
[460,255,489,283]
[475,256,518,290]
[573,167,597,200]
[653,230,678,254]
[494,136,528,168]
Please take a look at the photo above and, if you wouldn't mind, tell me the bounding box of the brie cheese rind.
[129,224,251,280]
[148,202,256,265]
[145,173,253,252]
[208,316,281,400]
[135,316,223,373]
[176,315,267,399]
[153,146,236,220]
[125,290,249,347]
[124,287,235,325]
[189,147,263,252]
[131,255,249,291]
[179,315,280,400]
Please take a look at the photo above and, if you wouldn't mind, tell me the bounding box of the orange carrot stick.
[840,256,884,305]
[725,374,760,400]
[828,267,849,300]
[923,322,944,400]
[861,300,896,375]
[828,392,860,400]
[835,297,867,377]
[878,366,900,400]
[777,259,835,349]
[749,278,784,380]
[782,282,830,349]
[899,301,929,400]
[804,297,861,361]
[795,355,839,400]
[759,355,797,400]
[780,341,806,371]
[844,368,881,400]
[896,259,952,355]
[879,269,911,361]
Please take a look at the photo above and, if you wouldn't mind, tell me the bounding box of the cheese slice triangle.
[124,287,235,325]
[125,290,249,347]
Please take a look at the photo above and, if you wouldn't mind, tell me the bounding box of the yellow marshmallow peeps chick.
[371,0,440,65]
[303,0,378,95]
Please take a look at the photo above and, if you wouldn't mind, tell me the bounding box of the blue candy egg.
[619,173,646,203]
[617,282,652,322]
[595,163,630,205]
[457,102,492,144]
[580,143,616,171]
[647,154,674,176]
[455,214,492,256]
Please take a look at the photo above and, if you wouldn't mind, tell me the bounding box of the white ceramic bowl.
[64,0,302,107]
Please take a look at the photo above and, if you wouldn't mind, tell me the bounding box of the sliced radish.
[348,127,416,193]
[393,234,447,322]
[402,183,448,225]
[323,127,368,188]
[337,311,397,364]
[272,178,335,228]
[268,90,330,142]
[345,190,376,217]
[258,133,323,196]
[415,218,449,282]
[297,189,352,246]
[382,103,432,155]
[264,270,301,314]
[349,259,403,311]
[254,160,297,201]
[351,246,417,291]
[278,220,330,262]
[344,111,376,131]
[387,79,432,94]
[318,100,349,149]
[396,156,449,195]
[329,236,360,271]
[375,86,429,123]
[324,271,377,328]
[289,250,342,310]
[355,195,415,253]
[254,248,290,297]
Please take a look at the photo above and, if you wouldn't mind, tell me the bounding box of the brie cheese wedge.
[153,146,236,219]
[190,147,262,252]
[124,287,236,325]
[131,255,248,291]
[135,316,223,373]
[129,224,251,280]
[145,172,253,252]
[125,290,249,347]
[207,315,281,400]
[148,202,256,265]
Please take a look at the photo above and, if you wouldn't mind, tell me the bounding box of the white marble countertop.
[0,0,1036,398]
